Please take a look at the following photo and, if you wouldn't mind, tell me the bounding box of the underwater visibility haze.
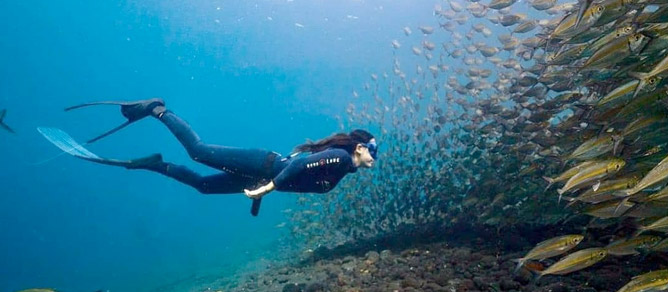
[5,0,668,291]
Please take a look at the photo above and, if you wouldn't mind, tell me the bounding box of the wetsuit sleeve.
[271,157,307,189]
[271,149,351,190]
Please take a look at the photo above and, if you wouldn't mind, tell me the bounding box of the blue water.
[0,1,434,291]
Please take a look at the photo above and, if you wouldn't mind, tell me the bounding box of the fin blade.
[64,101,130,111]
[36,127,153,168]
[37,127,100,159]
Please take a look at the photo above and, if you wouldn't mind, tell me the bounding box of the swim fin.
[0,109,16,134]
[64,98,164,144]
[37,127,162,169]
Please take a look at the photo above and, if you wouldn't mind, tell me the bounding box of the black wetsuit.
[144,111,359,194]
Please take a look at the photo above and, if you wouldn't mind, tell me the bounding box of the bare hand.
[244,187,267,199]
[243,181,275,199]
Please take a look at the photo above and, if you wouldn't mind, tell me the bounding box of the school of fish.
[280,0,668,290]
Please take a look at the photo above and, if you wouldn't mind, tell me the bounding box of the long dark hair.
[294,129,374,154]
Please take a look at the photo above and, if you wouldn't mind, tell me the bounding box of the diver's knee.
[187,142,208,161]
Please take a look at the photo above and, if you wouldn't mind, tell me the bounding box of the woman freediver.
[39,98,377,216]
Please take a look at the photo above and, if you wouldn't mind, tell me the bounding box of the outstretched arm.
[243,155,305,199]
[243,149,351,198]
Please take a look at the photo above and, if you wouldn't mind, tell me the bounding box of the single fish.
[450,0,464,12]
[565,25,609,44]
[472,23,486,32]
[502,38,521,51]
[582,25,635,59]
[537,248,607,280]
[621,115,664,139]
[517,75,538,87]
[468,3,487,17]
[616,88,668,121]
[584,200,635,218]
[569,176,639,204]
[557,158,626,196]
[513,234,584,272]
[531,0,557,10]
[594,0,637,27]
[551,4,604,39]
[548,44,587,65]
[640,35,668,58]
[479,46,500,58]
[650,238,668,252]
[522,36,547,48]
[625,155,668,197]
[617,269,668,292]
[636,216,668,235]
[605,235,662,256]
[500,14,526,26]
[488,0,518,10]
[418,26,435,35]
[598,80,639,106]
[543,160,597,190]
[581,33,648,71]
[513,20,538,34]
[638,185,668,203]
[449,48,463,58]
[547,2,578,14]
[630,54,668,98]
[566,133,619,161]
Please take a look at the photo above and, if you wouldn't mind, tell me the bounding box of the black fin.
[64,99,163,143]
[64,100,133,111]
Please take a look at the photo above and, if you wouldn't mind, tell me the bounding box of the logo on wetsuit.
[306,158,340,169]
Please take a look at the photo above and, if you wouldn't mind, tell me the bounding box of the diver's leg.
[153,110,273,176]
[138,160,252,194]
